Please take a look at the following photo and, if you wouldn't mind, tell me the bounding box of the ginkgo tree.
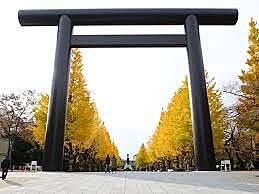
[237,18,259,131]
[65,48,97,149]
[33,94,49,145]
[136,143,149,169]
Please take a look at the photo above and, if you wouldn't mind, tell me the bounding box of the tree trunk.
[236,152,245,170]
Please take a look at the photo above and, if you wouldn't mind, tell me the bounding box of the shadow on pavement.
[89,171,259,193]
[4,180,23,186]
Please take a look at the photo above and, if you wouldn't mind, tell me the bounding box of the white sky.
[0,0,258,160]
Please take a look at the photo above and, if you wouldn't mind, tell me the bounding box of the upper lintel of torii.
[18,8,238,26]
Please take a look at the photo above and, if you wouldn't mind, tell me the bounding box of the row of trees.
[136,18,258,171]
[33,48,121,171]
[0,48,121,171]
[136,74,226,171]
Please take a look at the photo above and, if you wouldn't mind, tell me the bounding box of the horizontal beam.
[70,35,186,48]
[18,8,238,26]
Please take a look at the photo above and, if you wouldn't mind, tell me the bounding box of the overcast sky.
[0,0,258,160]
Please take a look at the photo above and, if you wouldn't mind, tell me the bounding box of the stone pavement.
[0,171,258,193]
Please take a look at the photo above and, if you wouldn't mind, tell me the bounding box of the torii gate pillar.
[185,15,215,170]
[43,15,73,171]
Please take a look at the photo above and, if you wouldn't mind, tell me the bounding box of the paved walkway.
[0,171,258,193]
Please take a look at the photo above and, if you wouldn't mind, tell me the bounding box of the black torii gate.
[18,8,238,171]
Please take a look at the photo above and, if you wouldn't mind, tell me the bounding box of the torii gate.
[18,8,238,171]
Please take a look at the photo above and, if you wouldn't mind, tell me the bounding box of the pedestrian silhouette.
[111,155,117,173]
[126,154,130,165]
[105,154,110,173]
[1,157,10,180]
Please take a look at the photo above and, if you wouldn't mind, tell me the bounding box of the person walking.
[1,157,10,180]
[111,155,117,173]
[105,154,110,173]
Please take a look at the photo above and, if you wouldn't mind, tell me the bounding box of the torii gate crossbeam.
[18,8,238,171]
